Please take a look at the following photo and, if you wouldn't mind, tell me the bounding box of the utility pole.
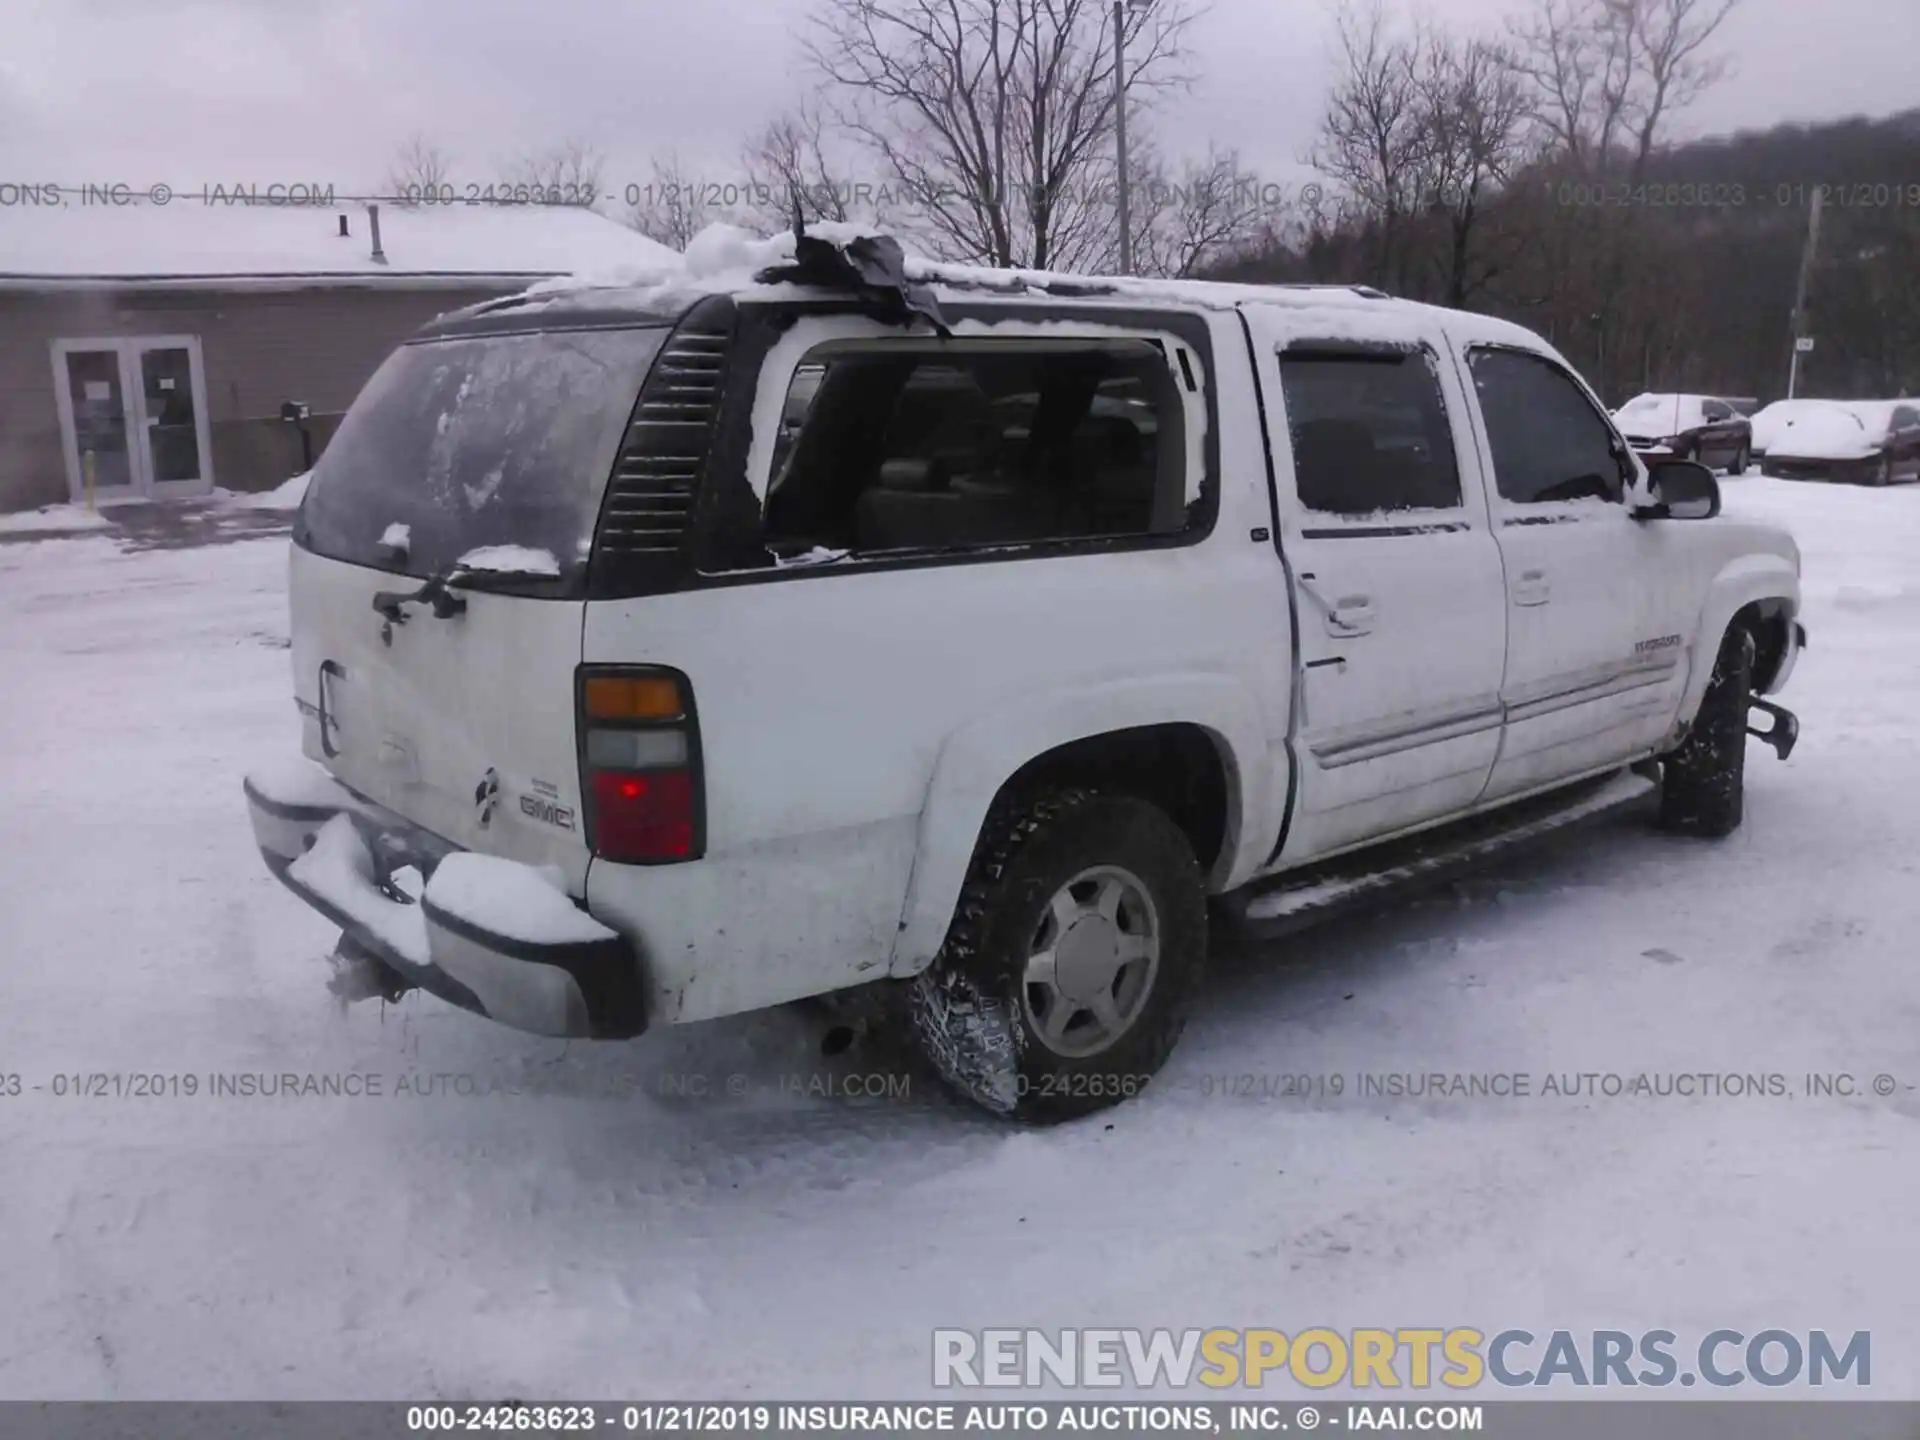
[1113,0,1132,276]
[1786,187,1824,399]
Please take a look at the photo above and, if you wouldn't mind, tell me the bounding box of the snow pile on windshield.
[379,523,411,551]
[1616,394,1706,431]
[455,545,561,577]
[1840,401,1899,441]
[1751,401,1848,452]
[1770,407,1874,460]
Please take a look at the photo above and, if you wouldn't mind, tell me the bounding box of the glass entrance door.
[57,347,139,501]
[52,336,213,503]
[136,344,209,491]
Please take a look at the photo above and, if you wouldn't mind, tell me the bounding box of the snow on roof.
[510,221,1550,350]
[0,200,680,288]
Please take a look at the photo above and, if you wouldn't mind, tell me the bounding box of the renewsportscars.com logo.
[932,1328,1870,1391]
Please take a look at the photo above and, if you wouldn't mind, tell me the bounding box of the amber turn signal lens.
[583,674,684,721]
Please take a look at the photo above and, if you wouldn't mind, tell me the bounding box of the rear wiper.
[371,572,466,624]
[370,563,562,627]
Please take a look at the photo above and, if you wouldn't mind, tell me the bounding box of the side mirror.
[1636,457,1720,520]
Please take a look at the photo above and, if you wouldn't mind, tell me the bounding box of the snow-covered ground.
[1,478,1916,1401]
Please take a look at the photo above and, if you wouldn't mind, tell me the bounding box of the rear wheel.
[1658,626,1756,838]
[1729,443,1750,477]
[907,790,1207,1123]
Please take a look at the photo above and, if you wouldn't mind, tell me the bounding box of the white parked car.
[1749,398,1850,464]
[245,234,1806,1121]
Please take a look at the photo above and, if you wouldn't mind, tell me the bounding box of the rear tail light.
[578,665,702,864]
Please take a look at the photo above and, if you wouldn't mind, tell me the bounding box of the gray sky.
[2,0,1914,209]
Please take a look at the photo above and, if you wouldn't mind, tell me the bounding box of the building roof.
[0,199,680,290]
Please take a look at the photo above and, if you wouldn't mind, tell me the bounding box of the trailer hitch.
[1748,698,1799,761]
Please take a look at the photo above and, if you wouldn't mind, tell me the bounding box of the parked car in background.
[1613,393,1752,474]
[1760,399,1920,485]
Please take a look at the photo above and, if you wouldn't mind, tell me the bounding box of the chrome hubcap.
[1021,866,1161,1059]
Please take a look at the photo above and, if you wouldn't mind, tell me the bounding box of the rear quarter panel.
[581,309,1291,1023]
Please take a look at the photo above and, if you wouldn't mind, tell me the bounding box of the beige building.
[0,199,677,512]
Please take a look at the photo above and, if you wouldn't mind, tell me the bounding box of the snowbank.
[215,472,311,512]
[0,502,114,534]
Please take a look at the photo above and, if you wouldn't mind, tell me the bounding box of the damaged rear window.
[298,325,668,586]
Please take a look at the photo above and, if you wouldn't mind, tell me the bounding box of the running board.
[1218,769,1658,941]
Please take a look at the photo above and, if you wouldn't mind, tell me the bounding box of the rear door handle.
[1299,575,1376,636]
[1512,570,1551,606]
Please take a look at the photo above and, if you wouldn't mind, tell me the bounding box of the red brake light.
[590,770,694,862]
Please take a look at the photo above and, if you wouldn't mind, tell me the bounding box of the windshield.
[1617,394,1703,428]
[298,325,668,585]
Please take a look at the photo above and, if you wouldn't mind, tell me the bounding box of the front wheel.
[1658,626,1756,838]
[906,790,1207,1123]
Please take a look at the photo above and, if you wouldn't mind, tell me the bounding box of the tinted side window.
[1468,349,1627,505]
[1702,399,1733,421]
[1278,349,1463,515]
[760,341,1189,558]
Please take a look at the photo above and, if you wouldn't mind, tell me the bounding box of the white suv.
[245,233,1805,1121]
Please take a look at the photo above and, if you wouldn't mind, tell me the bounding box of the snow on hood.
[1768,407,1877,460]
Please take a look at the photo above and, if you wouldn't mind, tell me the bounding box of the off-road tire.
[906,790,1207,1124]
[1658,625,1756,838]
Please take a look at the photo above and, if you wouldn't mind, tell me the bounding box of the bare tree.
[624,153,738,251]
[1505,0,1739,393]
[506,139,607,205]
[1616,0,1740,185]
[802,0,1197,270]
[1133,147,1273,278]
[739,104,857,232]
[1411,31,1532,305]
[385,134,455,204]
[1508,0,1737,182]
[1310,2,1427,290]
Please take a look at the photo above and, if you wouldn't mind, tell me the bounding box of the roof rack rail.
[1265,282,1390,299]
